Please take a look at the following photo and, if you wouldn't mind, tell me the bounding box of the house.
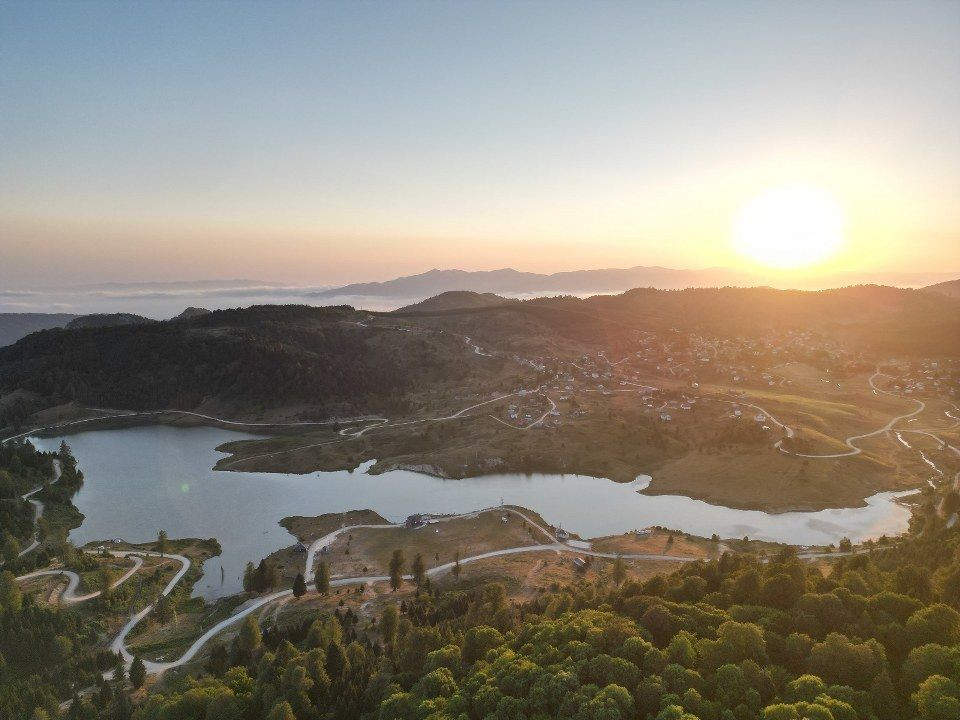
[754,413,766,422]
[406,514,428,529]
[293,542,307,554]
[573,557,588,571]
[555,527,570,541]
[660,413,672,422]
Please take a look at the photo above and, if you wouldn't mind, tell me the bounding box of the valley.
[2,286,959,720]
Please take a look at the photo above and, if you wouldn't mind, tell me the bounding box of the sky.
[1,0,959,289]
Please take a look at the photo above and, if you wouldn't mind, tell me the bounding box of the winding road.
[761,370,927,459]
[17,554,144,604]
[15,458,62,558]
[16,503,697,678]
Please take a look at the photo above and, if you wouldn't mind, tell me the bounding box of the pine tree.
[293,572,307,598]
[325,641,348,680]
[267,701,296,720]
[129,656,146,689]
[389,549,405,591]
[380,605,398,646]
[412,553,426,587]
[612,555,627,586]
[239,614,262,655]
[154,594,173,624]
[316,561,330,594]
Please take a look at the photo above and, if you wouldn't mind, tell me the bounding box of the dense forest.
[0,305,482,427]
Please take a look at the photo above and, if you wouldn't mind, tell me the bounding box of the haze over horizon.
[2,1,959,289]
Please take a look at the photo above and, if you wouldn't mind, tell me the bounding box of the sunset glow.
[0,1,957,289]
[732,185,846,269]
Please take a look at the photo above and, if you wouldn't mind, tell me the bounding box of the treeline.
[0,305,478,420]
[38,440,84,506]
[0,440,55,549]
[0,439,53,497]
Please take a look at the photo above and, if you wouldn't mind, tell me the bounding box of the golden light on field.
[732,185,846,269]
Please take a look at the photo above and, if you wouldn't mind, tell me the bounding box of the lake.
[29,425,914,599]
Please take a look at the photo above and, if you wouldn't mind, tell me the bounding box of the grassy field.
[322,510,544,579]
[590,528,719,558]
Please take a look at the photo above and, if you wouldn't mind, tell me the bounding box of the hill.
[924,278,960,298]
[0,304,492,426]
[0,313,78,347]
[2,286,957,432]
[394,284,960,358]
[172,306,212,320]
[64,312,154,329]
[395,291,515,313]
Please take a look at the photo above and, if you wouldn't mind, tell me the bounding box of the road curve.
[108,551,191,665]
[16,555,144,603]
[772,371,925,459]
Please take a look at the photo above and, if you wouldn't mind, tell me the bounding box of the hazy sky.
[2,0,958,288]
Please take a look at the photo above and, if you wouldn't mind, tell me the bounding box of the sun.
[732,184,846,269]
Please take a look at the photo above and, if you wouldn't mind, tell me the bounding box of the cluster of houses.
[889,359,959,397]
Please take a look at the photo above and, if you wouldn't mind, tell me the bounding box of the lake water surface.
[30,425,914,599]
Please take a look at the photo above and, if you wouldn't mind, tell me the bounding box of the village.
[492,326,960,434]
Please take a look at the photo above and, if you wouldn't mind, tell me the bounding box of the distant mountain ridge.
[310,266,751,298]
[310,266,960,301]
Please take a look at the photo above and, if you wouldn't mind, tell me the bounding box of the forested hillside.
[0,305,483,426]
[2,287,957,432]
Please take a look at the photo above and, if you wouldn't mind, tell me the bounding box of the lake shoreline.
[27,424,916,599]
